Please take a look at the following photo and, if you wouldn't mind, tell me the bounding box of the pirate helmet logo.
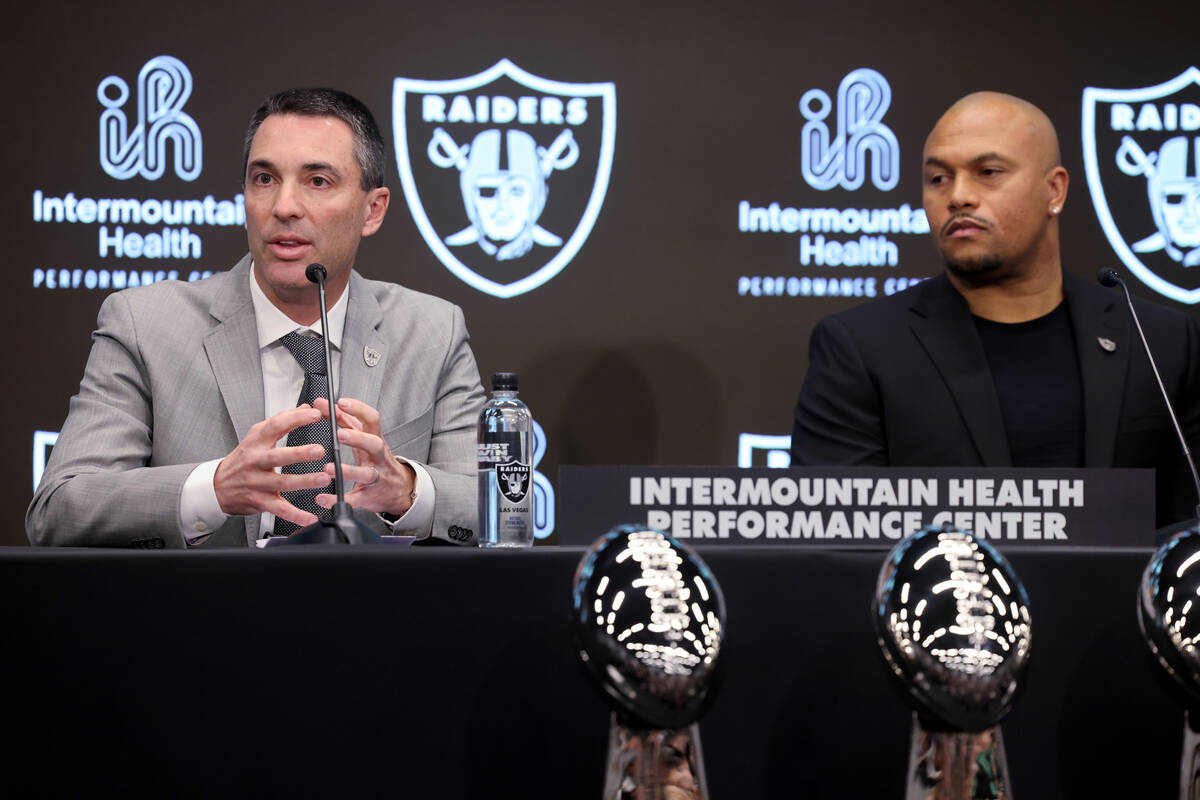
[394,60,616,298]
[1117,135,1200,266]
[431,127,578,260]
[497,460,531,504]
[1083,67,1200,304]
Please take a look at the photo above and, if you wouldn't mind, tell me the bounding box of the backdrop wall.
[7,0,1199,545]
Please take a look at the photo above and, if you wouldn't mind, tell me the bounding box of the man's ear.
[1047,166,1069,215]
[362,187,390,237]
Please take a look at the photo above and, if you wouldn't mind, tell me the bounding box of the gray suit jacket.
[27,255,486,547]
[791,271,1200,527]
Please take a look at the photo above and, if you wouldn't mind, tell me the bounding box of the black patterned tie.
[272,332,334,536]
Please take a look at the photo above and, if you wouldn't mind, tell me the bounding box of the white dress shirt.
[178,265,434,543]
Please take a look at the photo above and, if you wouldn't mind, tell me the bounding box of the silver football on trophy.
[1139,527,1200,707]
[873,525,1032,731]
[571,525,726,729]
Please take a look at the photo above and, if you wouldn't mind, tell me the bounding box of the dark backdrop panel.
[7,0,1200,545]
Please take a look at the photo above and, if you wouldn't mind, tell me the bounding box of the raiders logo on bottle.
[497,460,531,504]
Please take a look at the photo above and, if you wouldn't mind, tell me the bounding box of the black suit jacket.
[791,271,1200,527]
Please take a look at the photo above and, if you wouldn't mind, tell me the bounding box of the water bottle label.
[478,432,522,465]
[495,460,532,504]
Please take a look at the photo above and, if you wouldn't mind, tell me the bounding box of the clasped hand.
[312,397,416,517]
[212,398,414,527]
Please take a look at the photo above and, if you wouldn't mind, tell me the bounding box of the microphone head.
[1098,268,1122,288]
[305,263,327,283]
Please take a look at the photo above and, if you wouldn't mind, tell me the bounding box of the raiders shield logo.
[496,460,531,504]
[393,59,616,298]
[1083,67,1200,304]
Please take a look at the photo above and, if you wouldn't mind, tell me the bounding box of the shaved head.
[930,92,1062,171]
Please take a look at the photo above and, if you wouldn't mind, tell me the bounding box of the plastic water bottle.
[477,372,533,547]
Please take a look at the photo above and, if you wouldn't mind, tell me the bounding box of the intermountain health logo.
[29,54,234,292]
[799,68,899,192]
[1083,67,1200,304]
[98,55,202,182]
[393,59,616,298]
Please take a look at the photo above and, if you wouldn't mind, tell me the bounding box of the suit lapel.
[202,255,266,542]
[1064,273,1129,467]
[338,272,387,466]
[908,275,1012,466]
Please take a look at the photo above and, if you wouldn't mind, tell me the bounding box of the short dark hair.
[242,88,386,190]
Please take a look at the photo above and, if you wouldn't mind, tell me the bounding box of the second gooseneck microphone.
[1099,268,1200,521]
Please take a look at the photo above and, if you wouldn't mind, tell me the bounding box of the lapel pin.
[364,345,381,367]
[1097,337,1117,353]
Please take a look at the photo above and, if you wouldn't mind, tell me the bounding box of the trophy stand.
[906,716,1012,800]
[1181,712,1200,800]
[602,715,708,800]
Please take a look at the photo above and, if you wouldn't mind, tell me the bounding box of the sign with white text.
[557,466,1155,548]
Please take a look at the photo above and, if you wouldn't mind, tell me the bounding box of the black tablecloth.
[0,544,1179,798]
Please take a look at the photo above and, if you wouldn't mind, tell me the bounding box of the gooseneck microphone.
[279,263,380,545]
[1098,268,1200,521]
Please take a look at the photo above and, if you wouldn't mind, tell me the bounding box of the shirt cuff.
[179,459,229,545]
[379,457,435,534]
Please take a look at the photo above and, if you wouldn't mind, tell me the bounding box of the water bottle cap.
[491,371,518,391]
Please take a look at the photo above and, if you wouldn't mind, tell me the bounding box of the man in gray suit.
[27,88,486,547]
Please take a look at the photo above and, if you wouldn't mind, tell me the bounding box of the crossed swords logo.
[426,126,579,261]
[1115,134,1200,268]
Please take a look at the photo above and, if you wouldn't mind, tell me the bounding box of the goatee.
[944,254,1004,284]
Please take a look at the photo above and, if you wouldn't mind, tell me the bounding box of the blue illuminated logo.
[1083,67,1200,304]
[800,68,898,192]
[97,55,202,182]
[32,430,58,491]
[393,59,616,298]
[531,419,555,539]
[737,433,792,468]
